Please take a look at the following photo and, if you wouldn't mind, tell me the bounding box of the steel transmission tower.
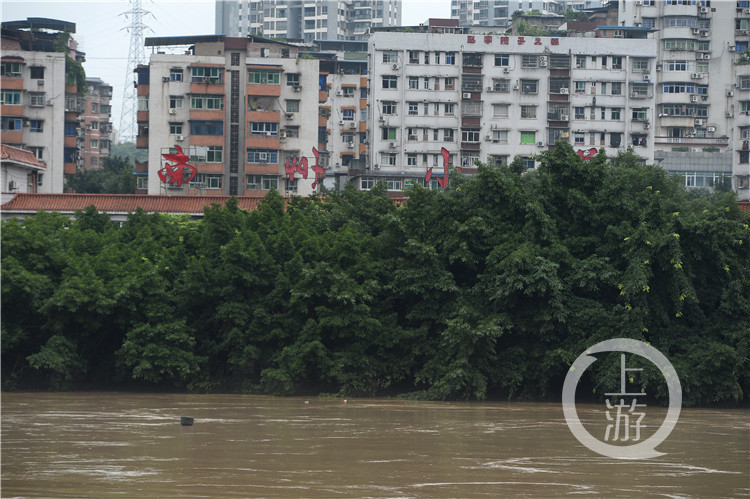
[119,0,150,143]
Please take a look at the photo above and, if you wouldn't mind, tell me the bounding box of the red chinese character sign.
[285,147,325,189]
[159,145,197,188]
[577,147,598,161]
[425,147,453,188]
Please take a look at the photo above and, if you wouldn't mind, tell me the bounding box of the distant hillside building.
[215,0,401,41]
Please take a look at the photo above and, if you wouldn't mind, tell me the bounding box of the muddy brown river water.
[1,392,748,497]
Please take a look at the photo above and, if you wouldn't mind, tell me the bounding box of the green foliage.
[66,156,137,193]
[110,142,148,163]
[2,147,748,406]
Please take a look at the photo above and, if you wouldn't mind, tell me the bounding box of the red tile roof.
[739,202,750,213]
[1,144,46,170]
[1,193,275,216]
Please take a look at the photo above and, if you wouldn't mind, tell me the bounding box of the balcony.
[654,136,730,146]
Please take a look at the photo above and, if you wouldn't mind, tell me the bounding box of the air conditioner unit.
[347,142,355,148]
[286,112,294,119]
[700,31,709,37]
[536,141,544,147]
[339,120,344,126]
[335,90,343,96]
[635,0,641,5]
[279,130,287,138]
[691,95,698,102]
[373,164,380,170]
[702,95,708,101]
[693,29,700,35]
[462,92,472,99]
[707,126,716,133]
[378,116,385,122]
[37,79,44,86]
[691,73,702,79]
[503,67,510,74]
[8,180,18,190]
[487,86,494,92]
[162,77,170,83]
[265,131,272,136]
[539,60,547,67]
[727,91,734,97]
[729,46,736,52]
[560,114,569,121]
[389,141,397,148]
[694,119,706,126]
[169,108,177,114]
[348,122,356,129]
[485,134,491,141]
[175,134,184,141]
[702,53,710,59]
[392,63,399,70]
[408,134,417,141]
[701,7,709,14]
[292,85,301,92]
[744,8,750,13]
[513,84,519,90]
[560,88,569,94]
[643,74,650,81]
[726,112,733,118]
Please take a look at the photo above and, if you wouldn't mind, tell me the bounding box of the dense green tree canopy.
[3,143,748,406]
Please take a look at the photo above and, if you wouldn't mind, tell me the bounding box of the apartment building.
[137,35,321,197]
[80,78,114,171]
[216,0,401,41]
[450,0,602,28]
[364,23,657,191]
[619,0,750,199]
[1,19,74,194]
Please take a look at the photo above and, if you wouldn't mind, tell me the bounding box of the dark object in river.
[180,417,194,426]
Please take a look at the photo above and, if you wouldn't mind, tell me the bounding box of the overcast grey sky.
[2,0,450,138]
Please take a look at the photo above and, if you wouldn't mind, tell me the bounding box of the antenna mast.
[119,0,149,143]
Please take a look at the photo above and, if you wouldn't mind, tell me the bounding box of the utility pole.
[119,0,149,143]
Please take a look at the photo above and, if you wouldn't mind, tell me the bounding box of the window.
[522,55,538,68]
[492,129,508,143]
[493,79,510,92]
[574,107,585,119]
[381,127,397,140]
[30,147,43,161]
[575,132,585,144]
[408,102,418,115]
[137,176,148,189]
[423,78,430,90]
[520,131,536,144]
[343,86,355,97]
[408,77,419,89]
[170,122,183,134]
[740,76,750,91]
[382,52,397,63]
[1,117,22,130]
[342,132,354,144]
[64,148,76,163]
[0,62,21,77]
[286,126,299,138]
[462,101,481,116]
[632,108,649,121]
[286,73,300,86]
[575,81,586,93]
[611,56,623,69]
[520,80,538,94]
[632,58,649,72]
[576,55,586,69]
[247,175,278,190]
[170,68,183,81]
[461,129,480,142]
[664,60,691,72]
[91,122,99,130]
[136,95,149,111]
[409,50,419,64]
[247,149,279,163]
[1,90,22,105]
[286,100,300,113]
[494,53,509,66]
[90,139,99,149]
[65,123,76,136]
[29,93,45,107]
[206,146,223,162]
[611,108,621,120]
[361,177,375,190]
[190,95,224,109]
[446,52,456,64]
[611,82,622,95]
[445,103,455,115]
[382,101,396,115]
[342,109,354,120]
[191,66,222,83]
[249,122,278,135]
[382,75,397,89]
[521,106,536,119]
[381,153,397,165]
[521,156,535,169]
[169,96,183,109]
[444,129,454,142]
[89,156,98,167]
[190,173,223,189]
[248,69,279,84]
[191,120,223,135]
[407,154,417,166]
[445,77,455,90]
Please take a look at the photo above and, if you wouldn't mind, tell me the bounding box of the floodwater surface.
[1,393,748,497]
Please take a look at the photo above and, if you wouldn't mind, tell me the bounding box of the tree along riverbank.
[3,144,748,406]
